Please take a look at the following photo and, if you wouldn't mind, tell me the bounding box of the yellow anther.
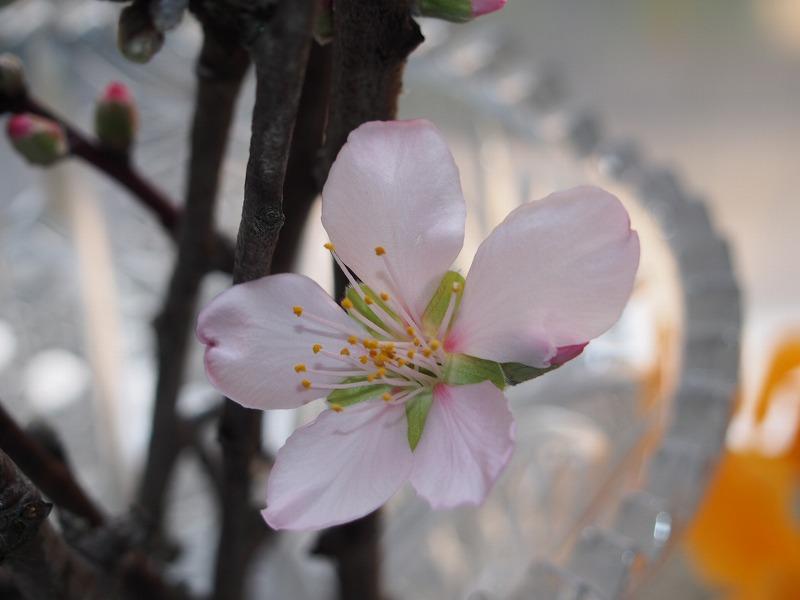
[376,367,386,378]
[324,242,335,251]
[359,355,369,364]
[380,292,390,302]
[312,344,322,354]
[340,348,351,356]
[374,246,386,256]
[382,392,392,402]
[364,296,374,305]
[452,281,462,292]
[429,339,441,351]
[301,379,312,389]
[406,326,415,337]
[341,298,354,310]
[396,358,406,367]
[374,358,385,367]
[369,349,378,358]
[367,374,376,382]
[422,348,433,358]
[407,350,416,359]
[294,364,307,373]
[330,403,343,413]
[413,337,422,347]
[293,306,303,317]
[348,335,358,345]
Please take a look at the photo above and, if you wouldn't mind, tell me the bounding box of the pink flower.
[196,119,639,531]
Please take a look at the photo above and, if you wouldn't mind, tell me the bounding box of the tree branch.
[0,402,104,527]
[0,93,234,273]
[137,26,249,536]
[0,448,112,600]
[212,2,317,599]
[271,42,332,274]
[313,3,423,598]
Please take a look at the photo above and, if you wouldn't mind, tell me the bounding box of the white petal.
[263,401,413,530]
[321,120,466,318]
[196,274,359,409]
[410,382,515,508]
[448,186,640,366]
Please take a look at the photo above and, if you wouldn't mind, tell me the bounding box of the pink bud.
[6,113,68,166]
[95,81,138,152]
[471,0,507,17]
[102,81,133,104]
[7,113,33,140]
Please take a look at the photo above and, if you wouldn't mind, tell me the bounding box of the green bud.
[0,53,25,97]
[6,114,68,167]
[95,82,138,152]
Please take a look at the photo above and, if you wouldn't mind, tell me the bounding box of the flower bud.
[95,81,138,152]
[416,0,506,22]
[118,3,164,64]
[6,114,68,166]
[0,53,25,97]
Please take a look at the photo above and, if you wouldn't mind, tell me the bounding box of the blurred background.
[1,1,799,598]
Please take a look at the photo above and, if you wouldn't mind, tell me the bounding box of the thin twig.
[0,94,234,273]
[312,3,423,598]
[212,1,317,599]
[137,26,249,536]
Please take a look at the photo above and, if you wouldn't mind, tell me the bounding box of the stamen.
[340,348,351,356]
[293,306,303,317]
[294,364,307,373]
[429,339,441,351]
[301,379,312,389]
[348,335,358,345]
[359,355,369,365]
[324,242,335,251]
[341,298,354,310]
[365,296,374,305]
[298,310,359,338]
[380,292,390,302]
[374,246,386,256]
[312,344,322,354]
[348,308,395,340]
[437,282,461,342]
[382,392,392,402]
[330,403,343,413]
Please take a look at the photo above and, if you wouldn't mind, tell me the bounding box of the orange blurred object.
[686,338,800,599]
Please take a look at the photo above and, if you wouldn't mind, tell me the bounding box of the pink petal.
[448,186,640,367]
[321,120,466,318]
[410,382,515,509]
[263,401,413,531]
[196,273,358,410]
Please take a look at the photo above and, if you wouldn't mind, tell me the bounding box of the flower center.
[290,245,462,411]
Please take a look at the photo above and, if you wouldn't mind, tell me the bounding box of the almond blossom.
[196,119,640,531]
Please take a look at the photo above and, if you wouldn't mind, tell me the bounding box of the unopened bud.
[6,114,68,166]
[118,3,164,64]
[95,82,138,152]
[314,0,334,45]
[416,0,506,22]
[0,53,25,97]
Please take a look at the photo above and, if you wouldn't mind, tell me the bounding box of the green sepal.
[421,271,465,337]
[326,377,391,409]
[501,362,561,386]
[95,102,136,152]
[345,284,398,337]
[416,0,473,23]
[444,354,506,390]
[405,389,433,451]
